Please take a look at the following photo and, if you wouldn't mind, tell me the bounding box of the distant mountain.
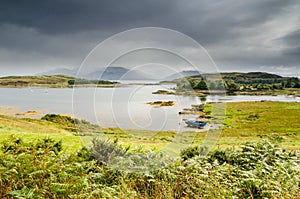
[36,68,77,77]
[39,66,154,80]
[164,70,201,80]
[82,66,154,80]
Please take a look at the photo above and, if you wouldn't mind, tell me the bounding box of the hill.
[36,67,77,77]
[82,66,152,80]
[173,72,300,92]
[39,66,154,80]
[164,70,201,80]
[0,75,117,88]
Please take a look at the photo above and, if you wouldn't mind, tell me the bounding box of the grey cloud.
[280,28,300,45]
[0,0,175,34]
[283,46,300,57]
[279,28,300,59]
[0,0,299,76]
[0,0,294,40]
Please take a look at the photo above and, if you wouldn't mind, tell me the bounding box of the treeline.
[176,72,300,92]
[68,79,118,85]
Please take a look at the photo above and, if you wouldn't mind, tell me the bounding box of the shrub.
[41,114,77,130]
[180,145,208,160]
[91,138,128,164]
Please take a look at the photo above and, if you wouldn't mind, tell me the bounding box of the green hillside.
[0,75,117,88]
[174,72,300,93]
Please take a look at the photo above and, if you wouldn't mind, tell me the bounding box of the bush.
[91,138,128,164]
[41,114,96,133]
[2,137,62,155]
[180,145,208,160]
[41,114,77,129]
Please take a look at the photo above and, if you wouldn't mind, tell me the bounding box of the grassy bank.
[0,101,299,152]
[92,101,300,152]
[0,114,82,154]
[155,87,300,97]
[217,101,300,150]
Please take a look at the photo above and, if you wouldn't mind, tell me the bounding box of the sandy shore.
[0,106,46,118]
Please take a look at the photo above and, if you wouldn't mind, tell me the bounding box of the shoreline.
[153,87,300,97]
[0,101,299,152]
[1,84,299,98]
[0,82,161,89]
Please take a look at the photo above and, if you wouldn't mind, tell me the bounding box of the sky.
[0,0,299,77]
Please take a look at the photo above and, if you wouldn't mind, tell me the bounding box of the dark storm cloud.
[0,0,176,34]
[284,46,300,56]
[0,0,219,48]
[280,28,300,45]
[0,0,293,42]
[280,28,300,57]
[171,0,295,44]
[0,0,299,75]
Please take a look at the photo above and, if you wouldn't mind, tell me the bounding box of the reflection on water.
[0,85,299,131]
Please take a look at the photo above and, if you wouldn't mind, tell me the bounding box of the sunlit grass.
[0,115,83,154]
[0,101,299,154]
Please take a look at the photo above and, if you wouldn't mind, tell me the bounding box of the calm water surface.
[0,85,299,131]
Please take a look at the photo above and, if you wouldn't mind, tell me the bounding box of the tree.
[68,79,75,85]
[293,81,300,88]
[225,80,239,92]
[286,79,292,88]
[195,80,208,90]
[216,80,226,90]
[281,81,286,88]
[176,79,191,89]
[208,81,217,90]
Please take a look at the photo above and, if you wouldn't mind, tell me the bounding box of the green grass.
[0,114,82,154]
[98,101,300,153]
[218,101,300,150]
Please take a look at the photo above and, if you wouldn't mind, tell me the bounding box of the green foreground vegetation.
[0,75,117,88]
[0,137,299,198]
[0,101,299,198]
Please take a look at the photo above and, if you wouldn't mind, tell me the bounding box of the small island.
[152,90,175,95]
[146,100,175,107]
[156,72,300,97]
[0,75,118,88]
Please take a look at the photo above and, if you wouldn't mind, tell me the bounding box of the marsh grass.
[218,101,300,150]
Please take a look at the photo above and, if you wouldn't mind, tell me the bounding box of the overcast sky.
[0,0,299,77]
